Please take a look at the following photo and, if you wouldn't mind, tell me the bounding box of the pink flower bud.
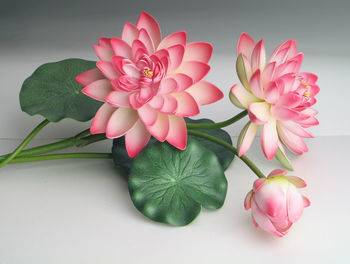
[244,169,310,237]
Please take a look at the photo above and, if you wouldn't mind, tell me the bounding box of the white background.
[0,0,350,263]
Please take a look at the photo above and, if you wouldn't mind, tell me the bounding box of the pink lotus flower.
[230,33,319,161]
[244,169,310,237]
[76,12,223,157]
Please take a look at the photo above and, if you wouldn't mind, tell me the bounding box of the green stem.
[186,110,248,129]
[188,130,265,178]
[0,131,107,161]
[8,153,112,164]
[0,119,50,168]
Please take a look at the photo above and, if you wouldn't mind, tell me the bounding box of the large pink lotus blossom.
[244,169,310,237]
[230,33,319,160]
[76,12,223,157]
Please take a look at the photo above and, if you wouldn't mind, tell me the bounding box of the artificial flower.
[76,12,223,157]
[230,33,319,160]
[244,169,310,237]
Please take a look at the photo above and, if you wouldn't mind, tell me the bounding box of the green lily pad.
[20,58,103,122]
[128,139,227,226]
[185,117,234,170]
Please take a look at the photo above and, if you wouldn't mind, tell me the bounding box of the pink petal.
[110,37,132,59]
[158,78,178,94]
[244,190,253,210]
[172,92,199,117]
[237,33,256,58]
[138,28,155,54]
[159,95,178,114]
[278,93,303,108]
[302,108,318,116]
[285,176,307,188]
[299,72,318,84]
[105,90,131,108]
[157,31,187,50]
[167,44,185,73]
[93,46,114,62]
[237,121,259,157]
[187,80,223,106]
[267,169,287,178]
[287,185,304,223]
[122,63,141,78]
[98,37,112,48]
[174,61,210,84]
[230,83,258,109]
[82,79,112,102]
[262,62,276,86]
[166,115,187,150]
[183,42,212,63]
[251,200,284,237]
[136,11,162,49]
[171,73,193,92]
[264,81,280,104]
[271,105,308,122]
[274,53,303,77]
[253,178,266,192]
[148,95,164,109]
[303,196,311,207]
[251,39,266,72]
[131,40,149,60]
[90,103,116,134]
[93,38,114,61]
[249,70,264,99]
[277,123,308,154]
[299,116,319,127]
[138,104,158,126]
[128,93,143,109]
[147,112,169,142]
[106,108,139,138]
[76,68,104,86]
[97,61,119,80]
[269,40,297,65]
[248,102,271,124]
[261,119,278,160]
[279,121,314,138]
[254,181,288,221]
[122,22,139,46]
[112,76,139,92]
[125,119,151,158]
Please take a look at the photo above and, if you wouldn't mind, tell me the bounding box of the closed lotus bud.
[244,169,310,237]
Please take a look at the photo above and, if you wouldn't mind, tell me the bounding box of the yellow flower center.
[303,90,310,98]
[301,80,310,88]
[143,69,153,77]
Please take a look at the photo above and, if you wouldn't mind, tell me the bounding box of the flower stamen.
[143,69,154,77]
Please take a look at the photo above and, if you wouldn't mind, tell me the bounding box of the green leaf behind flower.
[20,58,102,122]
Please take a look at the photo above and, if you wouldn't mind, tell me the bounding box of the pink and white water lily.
[76,12,223,157]
[230,33,319,160]
[244,169,310,237]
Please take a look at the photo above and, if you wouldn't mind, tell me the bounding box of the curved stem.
[186,110,248,130]
[9,153,112,164]
[188,130,265,178]
[0,119,50,168]
[0,132,107,161]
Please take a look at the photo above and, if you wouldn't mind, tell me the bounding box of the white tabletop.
[0,136,348,263]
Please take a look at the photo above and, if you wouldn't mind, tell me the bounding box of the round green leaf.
[20,58,103,122]
[128,139,228,226]
[185,117,234,170]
